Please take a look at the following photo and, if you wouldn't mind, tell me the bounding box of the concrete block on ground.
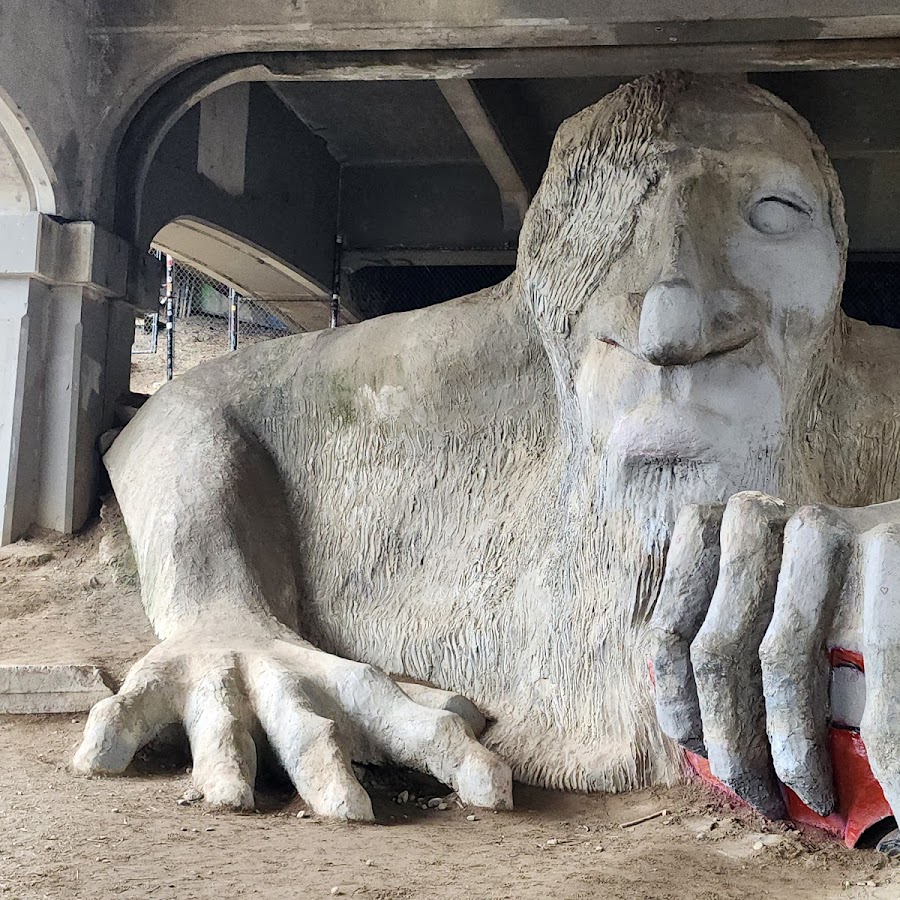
[0,664,113,713]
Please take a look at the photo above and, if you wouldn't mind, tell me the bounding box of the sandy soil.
[130,317,283,396]
[0,523,898,900]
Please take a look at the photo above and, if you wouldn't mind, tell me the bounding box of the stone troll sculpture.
[74,71,900,847]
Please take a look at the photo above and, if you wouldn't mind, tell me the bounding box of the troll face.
[519,73,847,499]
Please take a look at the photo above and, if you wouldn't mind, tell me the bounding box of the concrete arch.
[152,217,327,301]
[95,48,487,238]
[135,77,340,301]
[0,85,56,214]
[110,57,265,244]
[152,217,343,333]
[102,49,514,244]
[90,30,900,240]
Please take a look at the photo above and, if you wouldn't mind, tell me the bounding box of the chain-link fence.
[131,254,299,394]
[131,311,161,357]
[843,257,900,328]
[344,264,514,319]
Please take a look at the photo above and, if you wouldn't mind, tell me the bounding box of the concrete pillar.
[0,212,140,545]
[197,82,250,197]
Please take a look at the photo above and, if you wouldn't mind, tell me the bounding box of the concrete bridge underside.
[2,1,900,543]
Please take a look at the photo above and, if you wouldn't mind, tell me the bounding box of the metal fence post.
[330,234,343,329]
[134,249,301,392]
[149,312,159,354]
[165,254,174,381]
[229,287,239,351]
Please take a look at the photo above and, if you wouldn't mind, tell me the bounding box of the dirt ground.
[130,316,282,396]
[0,524,898,900]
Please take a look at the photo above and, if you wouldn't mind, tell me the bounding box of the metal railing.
[131,253,299,394]
[131,250,518,394]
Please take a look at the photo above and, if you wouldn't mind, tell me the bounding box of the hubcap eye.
[748,197,810,236]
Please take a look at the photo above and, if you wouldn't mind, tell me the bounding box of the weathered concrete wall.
[340,163,507,250]
[6,0,900,225]
[140,85,339,290]
[0,0,98,219]
[0,137,33,212]
[839,157,900,252]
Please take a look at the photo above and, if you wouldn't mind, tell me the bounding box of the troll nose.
[638,279,708,366]
[637,278,756,367]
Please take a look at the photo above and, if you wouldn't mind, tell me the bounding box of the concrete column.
[0,276,45,543]
[0,212,143,545]
[197,82,250,197]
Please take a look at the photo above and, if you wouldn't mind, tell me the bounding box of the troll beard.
[482,439,784,791]
[480,340,822,791]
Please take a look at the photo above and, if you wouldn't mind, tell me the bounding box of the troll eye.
[748,196,811,236]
